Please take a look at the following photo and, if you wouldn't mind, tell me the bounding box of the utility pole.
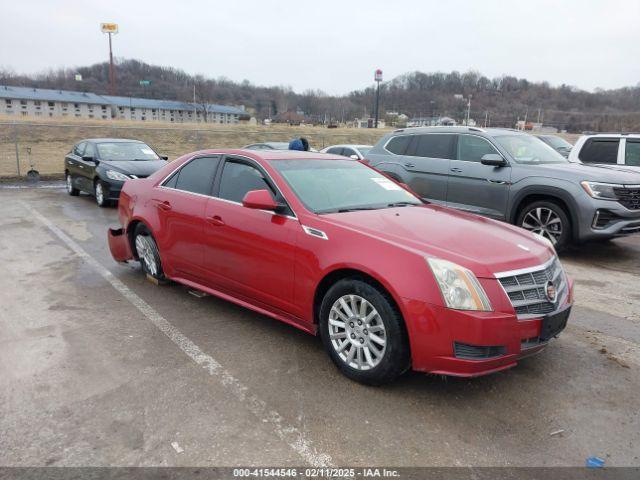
[484,110,488,128]
[100,23,118,95]
[193,85,197,122]
[466,95,472,126]
[374,69,383,128]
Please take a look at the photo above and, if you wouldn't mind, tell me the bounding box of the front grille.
[497,257,567,318]
[614,186,640,210]
[454,342,506,360]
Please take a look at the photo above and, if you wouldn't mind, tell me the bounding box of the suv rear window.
[385,135,412,155]
[408,134,455,159]
[579,138,619,164]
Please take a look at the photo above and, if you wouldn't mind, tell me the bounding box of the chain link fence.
[0,121,389,178]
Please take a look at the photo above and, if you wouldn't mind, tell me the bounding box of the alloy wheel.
[521,207,563,245]
[66,174,73,193]
[95,182,105,206]
[328,294,387,370]
[135,235,158,276]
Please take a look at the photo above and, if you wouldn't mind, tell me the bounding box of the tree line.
[1,59,639,132]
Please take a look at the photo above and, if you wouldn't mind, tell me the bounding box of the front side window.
[218,161,273,203]
[96,142,160,161]
[83,143,96,158]
[457,135,500,162]
[494,135,567,165]
[73,142,86,156]
[164,156,220,195]
[579,138,619,165]
[272,159,421,214]
[409,134,455,159]
[625,140,640,167]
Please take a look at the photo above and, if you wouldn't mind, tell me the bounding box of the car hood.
[323,205,554,278]
[101,160,168,177]
[528,162,640,183]
[582,163,640,176]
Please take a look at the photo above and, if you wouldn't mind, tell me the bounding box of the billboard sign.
[100,23,118,34]
[374,69,383,82]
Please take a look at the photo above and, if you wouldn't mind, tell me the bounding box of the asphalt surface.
[1,183,639,467]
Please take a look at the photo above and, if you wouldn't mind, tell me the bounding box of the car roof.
[324,144,373,148]
[81,138,144,143]
[186,149,349,161]
[389,126,525,137]
[580,133,640,138]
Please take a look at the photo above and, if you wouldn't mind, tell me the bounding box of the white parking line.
[23,202,333,467]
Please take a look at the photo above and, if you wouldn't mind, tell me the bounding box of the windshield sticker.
[372,177,402,191]
[141,148,155,155]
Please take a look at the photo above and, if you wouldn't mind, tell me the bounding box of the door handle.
[155,200,172,211]
[450,167,462,173]
[206,215,225,227]
[404,162,416,168]
[486,179,507,184]
[78,165,84,169]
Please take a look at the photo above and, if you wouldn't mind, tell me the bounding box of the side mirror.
[480,153,507,167]
[160,155,169,160]
[242,189,281,211]
[349,154,359,160]
[82,155,97,164]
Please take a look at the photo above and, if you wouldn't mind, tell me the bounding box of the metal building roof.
[0,85,247,115]
[0,85,108,104]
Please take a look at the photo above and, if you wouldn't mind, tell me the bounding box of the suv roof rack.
[582,131,640,135]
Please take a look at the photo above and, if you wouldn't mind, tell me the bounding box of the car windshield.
[96,142,159,161]
[494,135,568,164]
[271,159,422,214]
[542,136,573,150]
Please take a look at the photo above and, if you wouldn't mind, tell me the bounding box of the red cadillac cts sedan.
[108,149,573,385]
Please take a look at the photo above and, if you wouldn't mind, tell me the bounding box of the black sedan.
[64,138,168,207]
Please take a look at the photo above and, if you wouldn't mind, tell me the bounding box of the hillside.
[2,59,640,132]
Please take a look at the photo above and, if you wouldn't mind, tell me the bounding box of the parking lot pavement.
[1,184,639,467]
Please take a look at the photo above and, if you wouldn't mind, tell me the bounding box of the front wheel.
[517,200,571,251]
[66,173,79,196]
[134,224,165,281]
[319,278,410,385]
[94,180,109,207]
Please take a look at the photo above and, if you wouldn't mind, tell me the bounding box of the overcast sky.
[1,0,638,95]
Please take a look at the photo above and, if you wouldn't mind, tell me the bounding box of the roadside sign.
[139,80,151,86]
[374,69,383,82]
[74,74,82,81]
[100,23,118,34]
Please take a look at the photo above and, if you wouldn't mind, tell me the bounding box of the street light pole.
[101,23,118,95]
[374,69,383,128]
[466,95,472,126]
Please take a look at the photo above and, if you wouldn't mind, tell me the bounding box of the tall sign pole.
[374,69,383,128]
[101,23,118,95]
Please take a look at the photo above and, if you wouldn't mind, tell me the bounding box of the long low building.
[0,85,248,123]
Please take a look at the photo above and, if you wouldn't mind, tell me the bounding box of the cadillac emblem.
[545,281,557,303]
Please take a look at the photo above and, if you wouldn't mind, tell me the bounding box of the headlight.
[580,181,621,200]
[427,258,492,311]
[105,170,130,181]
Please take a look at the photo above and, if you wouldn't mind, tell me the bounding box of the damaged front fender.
[108,228,134,262]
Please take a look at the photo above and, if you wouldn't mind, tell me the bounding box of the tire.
[516,200,571,251]
[94,180,110,207]
[66,173,79,196]
[319,278,410,385]
[133,224,165,281]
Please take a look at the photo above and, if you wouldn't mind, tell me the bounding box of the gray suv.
[366,127,640,249]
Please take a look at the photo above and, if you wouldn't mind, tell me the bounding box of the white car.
[569,133,640,171]
[320,144,373,160]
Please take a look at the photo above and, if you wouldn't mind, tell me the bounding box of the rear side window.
[218,161,273,203]
[579,138,619,164]
[625,140,640,167]
[410,134,455,159]
[457,135,500,162]
[385,135,413,155]
[165,156,220,195]
[326,147,344,155]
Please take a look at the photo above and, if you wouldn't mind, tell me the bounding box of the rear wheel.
[66,173,79,196]
[134,224,165,281]
[517,200,571,250]
[319,278,410,385]
[94,180,109,207]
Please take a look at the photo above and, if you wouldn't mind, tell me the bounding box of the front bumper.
[108,227,133,262]
[579,199,640,240]
[403,278,573,377]
[98,178,125,201]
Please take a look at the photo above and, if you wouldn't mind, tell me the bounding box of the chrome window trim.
[156,152,299,220]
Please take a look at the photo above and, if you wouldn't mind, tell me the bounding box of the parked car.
[365,127,640,249]
[568,133,640,171]
[536,135,573,158]
[65,138,168,207]
[108,149,572,385]
[320,144,373,160]
[243,142,291,150]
